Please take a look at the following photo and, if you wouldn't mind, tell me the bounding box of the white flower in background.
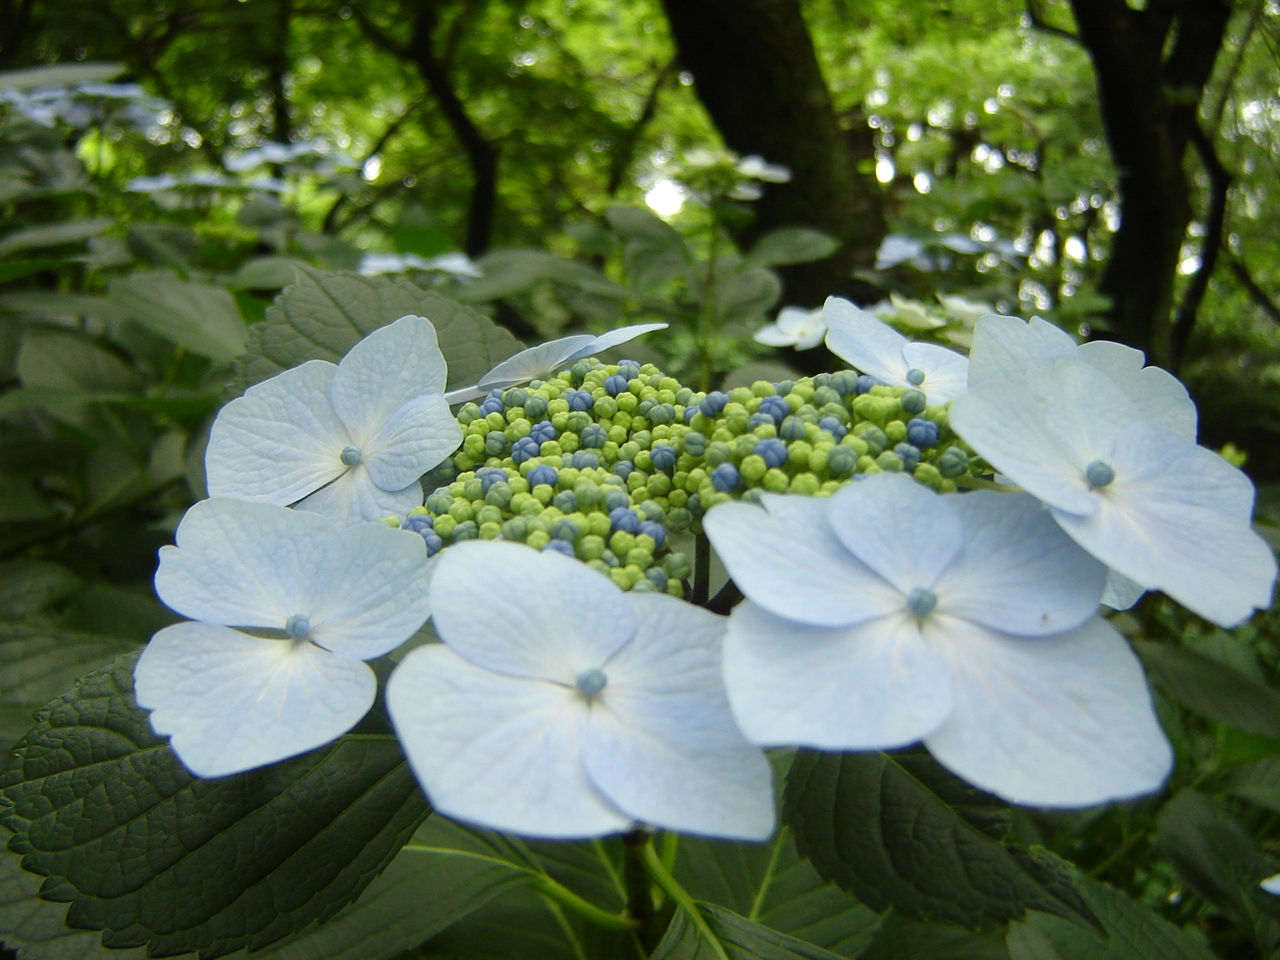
[443,322,669,404]
[823,296,969,403]
[387,540,774,840]
[206,315,462,527]
[735,155,792,183]
[1262,874,1280,895]
[135,499,431,778]
[877,292,947,330]
[703,474,1172,808]
[357,251,481,279]
[951,345,1276,627]
[753,306,826,350]
[936,293,995,328]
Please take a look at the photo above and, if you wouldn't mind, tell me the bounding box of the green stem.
[952,475,1020,493]
[640,841,731,960]
[692,531,711,606]
[622,829,659,946]
[698,227,722,390]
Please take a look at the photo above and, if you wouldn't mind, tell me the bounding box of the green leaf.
[0,561,81,618]
[742,228,840,269]
[0,290,117,319]
[714,268,782,324]
[16,328,141,394]
[248,817,530,960]
[0,475,58,523]
[1135,640,1280,738]
[860,913,1011,960]
[1156,789,1280,952]
[606,206,694,290]
[783,750,1097,930]
[0,260,76,285]
[0,220,113,260]
[0,653,429,958]
[1227,757,1280,812]
[229,257,309,291]
[0,622,136,717]
[109,275,248,364]
[676,830,880,957]
[227,266,522,397]
[651,902,847,960]
[1007,874,1220,960]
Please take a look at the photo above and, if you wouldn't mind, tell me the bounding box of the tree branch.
[322,96,425,233]
[1170,123,1231,369]
[1024,0,1080,43]
[606,58,676,196]
[1226,253,1280,326]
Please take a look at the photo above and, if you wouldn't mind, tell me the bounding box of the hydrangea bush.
[1,272,1276,960]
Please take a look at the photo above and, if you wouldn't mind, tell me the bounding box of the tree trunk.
[658,0,885,308]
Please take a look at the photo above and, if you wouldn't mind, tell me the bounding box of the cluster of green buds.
[397,358,984,596]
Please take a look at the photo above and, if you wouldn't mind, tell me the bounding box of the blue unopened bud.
[758,395,791,425]
[576,668,608,698]
[571,450,601,469]
[683,405,698,423]
[612,461,634,480]
[906,586,937,618]
[485,432,510,456]
[285,614,311,639]
[682,431,707,456]
[543,538,577,558]
[755,438,788,469]
[905,368,926,386]
[907,418,940,448]
[479,396,504,416]
[340,445,362,466]
[603,487,631,512]
[524,395,549,419]
[528,464,558,488]
[818,416,848,440]
[402,514,435,534]
[829,370,860,396]
[551,518,580,541]
[503,387,529,408]
[1086,460,1115,488]
[779,416,808,442]
[566,389,594,412]
[605,374,630,397]
[900,389,927,415]
[747,412,774,431]
[553,489,577,512]
[512,436,541,464]
[476,467,507,492]
[638,520,666,548]
[580,423,608,448]
[530,420,558,444]
[649,403,675,425]
[610,508,641,534]
[938,446,969,478]
[452,520,479,541]
[894,442,922,472]
[426,488,454,513]
[700,391,729,416]
[774,379,796,396]
[811,386,841,408]
[616,360,641,379]
[828,445,857,478]
[855,374,881,394]
[711,462,741,492]
[651,444,677,472]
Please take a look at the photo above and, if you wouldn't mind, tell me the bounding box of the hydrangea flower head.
[206,315,462,526]
[703,473,1172,808]
[444,323,669,404]
[135,498,432,778]
[952,319,1276,627]
[386,540,774,840]
[753,306,826,350]
[823,296,968,403]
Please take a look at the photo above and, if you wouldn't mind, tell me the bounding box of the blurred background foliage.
[2,0,1280,957]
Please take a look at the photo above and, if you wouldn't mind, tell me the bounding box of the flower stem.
[693,531,711,605]
[640,840,731,960]
[530,874,640,933]
[622,828,661,949]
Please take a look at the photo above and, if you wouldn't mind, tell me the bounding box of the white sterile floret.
[753,306,826,350]
[703,473,1172,808]
[205,315,462,526]
[823,295,968,403]
[443,322,669,404]
[951,353,1276,627]
[1263,874,1280,895]
[386,540,774,840]
[135,498,432,778]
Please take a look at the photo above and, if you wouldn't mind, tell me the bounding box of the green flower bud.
[505,418,532,442]
[527,529,551,549]
[457,402,483,425]
[876,450,905,472]
[573,481,603,511]
[789,472,820,496]
[854,422,888,456]
[610,530,635,555]
[501,517,529,540]
[646,473,672,497]
[479,521,502,539]
[841,434,869,456]
[666,507,693,533]
[626,470,648,493]
[587,512,613,538]
[740,454,768,484]
[668,488,688,508]
[788,440,814,469]
[938,446,969,478]
[449,500,475,522]
[705,442,732,466]
[547,398,570,416]
[626,547,652,568]
[485,482,513,509]
[616,392,638,413]
[828,445,857,478]
[762,468,790,493]
[462,434,485,458]
[900,389,927,415]
[723,404,750,434]
[913,462,944,491]
[752,422,778,440]
[485,412,507,431]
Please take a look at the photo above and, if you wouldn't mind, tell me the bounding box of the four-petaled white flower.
[753,306,826,350]
[823,296,968,403]
[386,540,774,840]
[135,498,432,778]
[952,317,1276,627]
[443,323,669,404]
[205,315,462,527]
[704,473,1172,808]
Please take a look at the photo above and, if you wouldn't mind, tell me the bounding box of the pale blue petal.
[387,645,630,839]
[723,601,953,749]
[330,316,449,443]
[581,595,774,841]
[822,296,909,383]
[1053,422,1276,627]
[563,322,669,362]
[205,360,348,506]
[923,616,1172,808]
[1077,340,1197,441]
[308,524,431,660]
[362,394,463,491]
[901,341,969,403]
[155,498,330,627]
[702,497,901,628]
[476,335,596,390]
[135,622,375,778]
[429,540,634,683]
[292,466,423,526]
[935,491,1105,636]
[966,315,1075,390]
[1101,569,1146,610]
[826,473,964,595]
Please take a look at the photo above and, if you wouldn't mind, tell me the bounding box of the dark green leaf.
[0,653,429,958]
[860,913,1011,960]
[742,228,840,269]
[1136,640,1280,738]
[651,902,846,960]
[714,268,782,324]
[227,266,522,396]
[0,259,66,286]
[1227,757,1280,813]
[110,275,248,364]
[0,220,113,260]
[606,206,694,290]
[783,750,1097,930]
[1007,874,1219,960]
[0,475,58,523]
[1156,789,1280,952]
[16,328,142,393]
[0,622,137,715]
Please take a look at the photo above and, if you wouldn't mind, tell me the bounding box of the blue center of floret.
[905,587,937,618]
[285,614,311,639]
[1085,459,1116,488]
[576,668,608,698]
[340,445,362,466]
